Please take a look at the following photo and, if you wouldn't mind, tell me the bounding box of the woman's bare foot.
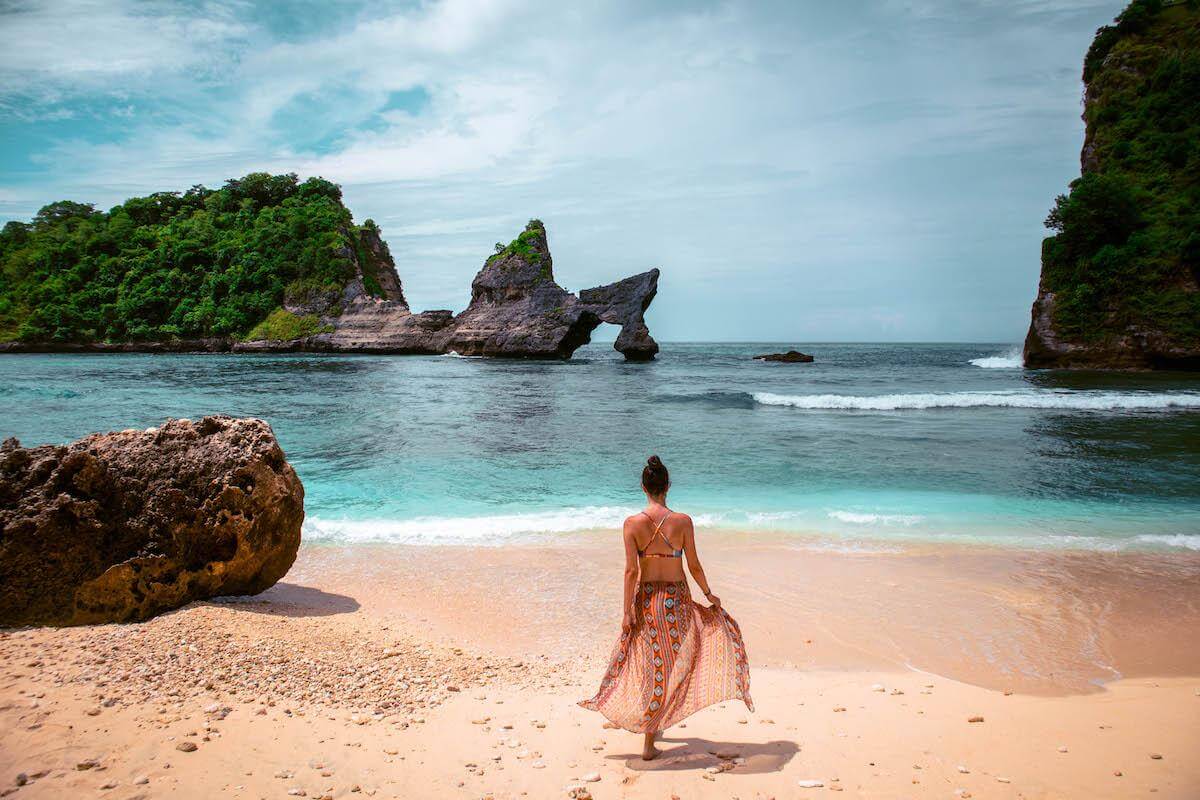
[641,732,661,760]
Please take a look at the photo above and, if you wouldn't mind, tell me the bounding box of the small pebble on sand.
[798,779,824,788]
[968,716,984,723]
[175,742,197,752]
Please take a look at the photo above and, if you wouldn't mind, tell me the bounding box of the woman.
[579,455,753,760]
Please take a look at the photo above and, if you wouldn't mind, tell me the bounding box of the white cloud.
[0,0,1129,339]
[0,0,247,86]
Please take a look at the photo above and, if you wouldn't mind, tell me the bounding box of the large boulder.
[0,416,304,626]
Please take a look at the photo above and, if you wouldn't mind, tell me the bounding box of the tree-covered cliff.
[1025,0,1200,369]
[0,173,389,344]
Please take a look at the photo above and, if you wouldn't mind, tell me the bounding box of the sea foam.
[305,506,636,544]
[1134,534,1200,551]
[751,390,1200,411]
[827,510,924,526]
[968,346,1024,369]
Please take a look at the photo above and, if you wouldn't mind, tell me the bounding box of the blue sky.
[0,0,1126,342]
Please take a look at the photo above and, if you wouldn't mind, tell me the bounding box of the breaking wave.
[968,346,1024,369]
[751,390,1200,411]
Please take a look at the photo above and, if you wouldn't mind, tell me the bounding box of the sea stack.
[247,219,662,359]
[0,416,304,626]
[1023,1,1200,370]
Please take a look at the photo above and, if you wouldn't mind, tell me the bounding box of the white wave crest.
[969,347,1024,369]
[1134,534,1200,551]
[751,390,1200,411]
[304,506,635,544]
[827,510,924,526]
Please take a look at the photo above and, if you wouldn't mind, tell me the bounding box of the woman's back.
[631,508,688,583]
[580,455,752,751]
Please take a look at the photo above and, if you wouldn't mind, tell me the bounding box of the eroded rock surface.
[0,416,304,626]
[236,220,661,359]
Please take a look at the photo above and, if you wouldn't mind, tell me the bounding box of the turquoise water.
[2,343,1200,551]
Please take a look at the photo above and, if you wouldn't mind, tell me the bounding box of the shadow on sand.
[608,735,799,774]
[205,582,361,617]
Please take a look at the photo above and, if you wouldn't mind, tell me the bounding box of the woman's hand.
[622,609,636,633]
[705,593,721,612]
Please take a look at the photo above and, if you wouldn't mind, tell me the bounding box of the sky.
[0,0,1128,342]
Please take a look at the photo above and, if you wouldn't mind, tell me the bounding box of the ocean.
[3,343,1199,552]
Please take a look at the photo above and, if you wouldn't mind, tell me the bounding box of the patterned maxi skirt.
[579,580,753,733]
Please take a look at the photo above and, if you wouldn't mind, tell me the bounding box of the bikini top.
[637,511,682,558]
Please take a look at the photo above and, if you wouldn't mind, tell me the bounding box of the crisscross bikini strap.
[652,511,673,548]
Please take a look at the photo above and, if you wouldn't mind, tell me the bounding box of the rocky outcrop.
[753,350,813,363]
[1023,1,1200,370]
[579,270,660,361]
[0,416,304,626]
[237,220,661,360]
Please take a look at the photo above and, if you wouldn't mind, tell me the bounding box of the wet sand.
[1,533,1198,799]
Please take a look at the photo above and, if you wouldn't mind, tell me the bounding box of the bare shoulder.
[623,513,646,532]
[671,512,696,533]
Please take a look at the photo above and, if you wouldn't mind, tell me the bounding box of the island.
[1023,0,1200,370]
[0,175,659,360]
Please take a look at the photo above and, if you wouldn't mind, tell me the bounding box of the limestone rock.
[235,219,661,360]
[0,416,304,626]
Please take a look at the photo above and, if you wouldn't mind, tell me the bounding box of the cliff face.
[1024,0,1200,370]
[238,219,661,360]
[0,173,661,360]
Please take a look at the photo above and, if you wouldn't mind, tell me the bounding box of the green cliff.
[0,172,400,346]
[1024,0,1200,369]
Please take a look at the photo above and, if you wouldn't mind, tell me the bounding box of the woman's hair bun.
[642,455,669,493]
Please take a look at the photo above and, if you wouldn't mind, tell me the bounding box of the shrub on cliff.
[1039,0,1200,344]
[0,173,371,344]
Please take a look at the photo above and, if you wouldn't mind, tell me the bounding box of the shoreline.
[2,537,1198,798]
[281,535,1200,696]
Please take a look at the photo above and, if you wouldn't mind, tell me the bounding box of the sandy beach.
[2,532,1198,800]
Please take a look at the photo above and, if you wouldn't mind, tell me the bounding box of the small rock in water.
[798,779,824,788]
